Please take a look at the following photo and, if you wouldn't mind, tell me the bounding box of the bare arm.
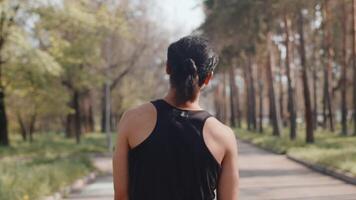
[113,103,156,200]
[217,128,239,200]
[113,112,130,200]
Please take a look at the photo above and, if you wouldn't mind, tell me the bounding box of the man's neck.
[163,88,202,110]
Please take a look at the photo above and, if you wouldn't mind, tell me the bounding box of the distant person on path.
[113,36,239,200]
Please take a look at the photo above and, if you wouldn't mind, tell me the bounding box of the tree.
[257,62,264,133]
[352,0,356,135]
[322,0,335,132]
[7,29,65,142]
[36,0,105,143]
[98,1,167,134]
[202,0,356,143]
[297,8,314,143]
[243,52,257,130]
[340,1,348,136]
[283,13,297,140]
[230,62,241,128]
[265,0,282,137]
[0,0,19,146]
[220,48,238,127]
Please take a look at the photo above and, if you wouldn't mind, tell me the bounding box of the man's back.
[128,99,220,199]
[113,99,239,200]
[113,36,239,200]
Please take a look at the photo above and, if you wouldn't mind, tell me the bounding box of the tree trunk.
[222,71,228,124]
[0,88,9,146]
[243,61,252,130]
[322,84,327,128]
[236,81,241,129]
[101,85,108,133]
[248,55,257,130]
[17,114,27,141]
[65,90,82,143]
[229,65,236,127]
[266,32,282,136]
[88,101,95,132]
[104,81,113,151]
[312,7,319,130]
[66,95,75,138]
[101,82,117,134]
[0,5,18,147]
[17,113,36,142]
[257,64,264,133]
[265,1,282,136]
[312,55,318,130]
[323,0,335,132]
[341,1,348,136]
[214,86,222,121]
[278,54,285,126]
[298,9,314,143]
[232,64,241,128]
[110,111,118,132]
[73,90,81,144]
[352,0,356,135]
[80,91,95,133]
[66,114,74,138]
[284,14,297,140]
[28,113,36,143]
[244,56,257,131]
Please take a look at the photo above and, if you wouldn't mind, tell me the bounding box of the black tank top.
[128,99,221,200]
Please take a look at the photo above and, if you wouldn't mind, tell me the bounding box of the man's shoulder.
[205,117,234,135]
[121,102,156,127]
[204,117,236,146]
[124,102,155,117]
[119,101,157,147]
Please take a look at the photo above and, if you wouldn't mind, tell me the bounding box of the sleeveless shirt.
[128,99,221,200]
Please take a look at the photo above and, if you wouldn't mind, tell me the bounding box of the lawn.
[235,127,356,177]
[0,133,108,200]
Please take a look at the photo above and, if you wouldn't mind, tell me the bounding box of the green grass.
[236,127,356,176]
[235,127,309,154]
[0,133,108,159]
[0,133,108,200]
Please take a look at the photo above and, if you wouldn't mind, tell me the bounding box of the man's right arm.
[217,127,239,200]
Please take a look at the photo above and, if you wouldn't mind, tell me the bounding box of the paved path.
[238,141,356,200]
[65,155,114,200]
[66,141,356,200]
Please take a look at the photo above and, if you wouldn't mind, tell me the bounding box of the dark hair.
[167,36,218,104]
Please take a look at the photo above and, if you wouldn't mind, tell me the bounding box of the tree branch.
[108,42,148,90]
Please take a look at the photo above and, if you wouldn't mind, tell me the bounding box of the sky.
[37,0,205,41]
[152,0,205,40]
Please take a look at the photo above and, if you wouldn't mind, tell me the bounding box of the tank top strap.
[189,111,213,134]
[191,111,213,122]
[150,99,162,111]
[150,99,166,121]
[150,99,176,123]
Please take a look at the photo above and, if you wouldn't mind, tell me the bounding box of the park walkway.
[64,155,114,200]
[66,141,356,200]
[238,141,356,199]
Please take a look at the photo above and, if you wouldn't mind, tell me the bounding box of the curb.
[237,137,356,186]
[43,171,98,200]
[287,155,356,186]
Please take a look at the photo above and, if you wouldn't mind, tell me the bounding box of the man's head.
[166,35,218,104]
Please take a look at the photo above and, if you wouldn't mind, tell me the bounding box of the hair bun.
[182,58,198,77]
